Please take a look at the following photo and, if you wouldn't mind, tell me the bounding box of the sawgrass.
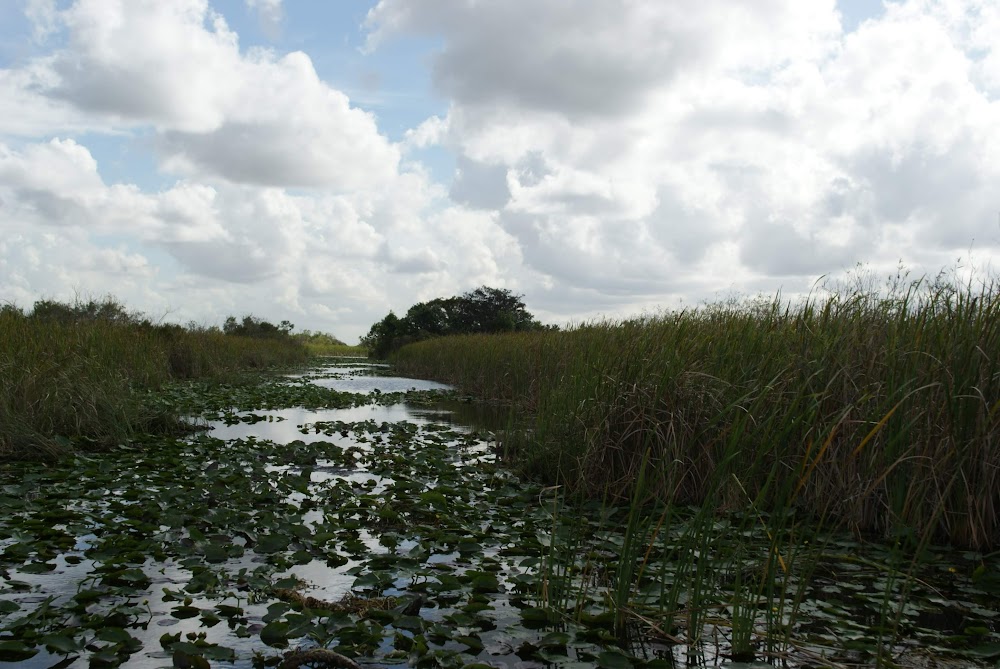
[392,274,1000,551]
[0,304,308,459]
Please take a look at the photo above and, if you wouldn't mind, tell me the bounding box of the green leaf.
[539,631,570,648]
[202,544,228,563]
[469,573,500,593]
[97,627,135,645]
[597,650,634,669]
[199,611,222,628]
[0,601,21,614]
[171,605,201,619]
[538,649,571,663]
[200,645,236,661]
[19,561,56,574]
[0,640,37,661]
[215,604,244,618]
[393,615,424,631]
[42,634,79,654]
[172,649,211,669]
[89,648,120,665]
[160,632,181,649]
[256,534,289,554]
[117,568,149,584]
[260,621,289,647]
[967,642,1000,659]
[520,607,556,624]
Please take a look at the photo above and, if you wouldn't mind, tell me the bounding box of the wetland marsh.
[1,359,997,668]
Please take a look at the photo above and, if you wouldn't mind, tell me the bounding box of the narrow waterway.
[0,359,997,668]
[0,360,556,669]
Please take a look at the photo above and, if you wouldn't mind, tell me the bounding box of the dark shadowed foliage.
[362,286,551,358]
[223,314,295,339]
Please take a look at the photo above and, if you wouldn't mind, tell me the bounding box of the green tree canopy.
[362,286,549,358]
[222,315,294,339]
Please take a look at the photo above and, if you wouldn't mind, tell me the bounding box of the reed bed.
[0,306,308,460]
[392,277,1000,551]
[300,342,369,357]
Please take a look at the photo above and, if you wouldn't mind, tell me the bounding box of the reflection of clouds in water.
[311,375,452,394]
[204,367,456,442]
[207,404,456,444]
[204,403,435,443]
[0,362,493,669]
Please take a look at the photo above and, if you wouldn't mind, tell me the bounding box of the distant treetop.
[361,286,552,358]
[222,315,294,339]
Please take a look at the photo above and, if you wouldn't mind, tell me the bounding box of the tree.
[30,296,138,325]
[222,315,294,339]
[360,312,405,358]
[362,286,549,358]
[404,297,456,337]
[452,287,539,333]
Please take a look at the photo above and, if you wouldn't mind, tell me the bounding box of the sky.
[1,0,998,343]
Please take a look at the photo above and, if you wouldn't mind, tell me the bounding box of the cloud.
[0,136,532,341]
[43,0,241,131]
[245,0,284,38]
[367,0,1000,319]
[12,0,398,190]
[367,0,841,118]
[383,246,445,274]
[449,156,510,210]
[0,2,531,339]
[157,52,399,189]
[5,0,1000,341]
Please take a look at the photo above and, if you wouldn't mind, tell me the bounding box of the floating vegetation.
[0,359,997,668]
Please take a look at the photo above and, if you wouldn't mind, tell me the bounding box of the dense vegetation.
[391,273,1000,551]
[362,286,551,358]
[2,295,997,667]
[223,315,366,356]
[0,297,311,460]
[1,359,996,667]
[293,330,367,356]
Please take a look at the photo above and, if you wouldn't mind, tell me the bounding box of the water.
[0,365,473,667]
[2,360,997,668]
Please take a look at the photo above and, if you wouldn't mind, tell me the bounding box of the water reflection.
[409,398,514,433]
[310,374,452,394]
[205,366,513,442]
[205,404,433,443]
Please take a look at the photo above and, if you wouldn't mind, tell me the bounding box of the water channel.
[0,359,997,668]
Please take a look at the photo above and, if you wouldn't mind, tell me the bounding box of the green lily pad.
[260,621,289,647]
[41,634,79,654]
[0,640,38,662]
[597,650,634,669]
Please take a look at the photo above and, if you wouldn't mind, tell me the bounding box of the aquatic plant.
[392,272,1000,552]
[0,297,309,459]
[0,358,996,667]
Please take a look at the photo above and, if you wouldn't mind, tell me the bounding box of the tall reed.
[392,275,1000,550]
[0,304,309,459]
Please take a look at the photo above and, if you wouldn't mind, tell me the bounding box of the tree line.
[362,286,553,358]
[12,296,346,346]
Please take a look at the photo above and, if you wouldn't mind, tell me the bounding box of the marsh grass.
[393,272,1000,663]
[303,343,368,357]
[0,301,308,459]
[393,273,1000,551]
